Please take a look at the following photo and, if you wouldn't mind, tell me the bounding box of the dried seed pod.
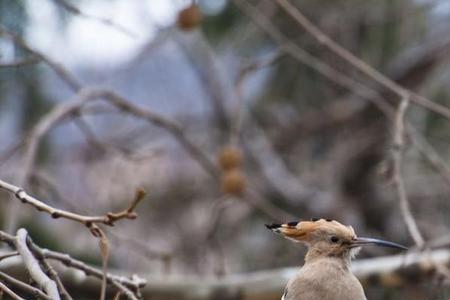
[177,4,202,31]
[221,169,246,196]
[218,146,242,171]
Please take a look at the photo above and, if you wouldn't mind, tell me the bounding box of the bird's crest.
[265,218,356,243]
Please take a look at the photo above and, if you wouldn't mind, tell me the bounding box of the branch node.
[51,212,61,219]
[14,188,24,199]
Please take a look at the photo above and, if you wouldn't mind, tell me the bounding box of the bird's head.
[266,218,406,262]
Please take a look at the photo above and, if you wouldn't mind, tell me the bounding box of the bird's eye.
[330,236,339,243]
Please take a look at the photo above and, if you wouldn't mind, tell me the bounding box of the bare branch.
[0,271,51,300]
[17,87,218,190]
[113,291,122,300]
[39,250,146,291]
[105,189,146,223]
[408,126,450,186]
[4,86,217,231]
[2,81,290,229]
[244,188,296,220]
[5,90,104,231]
[392,96,425,247]
[274,0,450,120]
[176,32,230,134]
[15,229,61,300]
[38,259,74,300]
[0,230,145,300]
[232,0,393,117]
[232,50,285,144]
[0,281,26,300]
[233,0,450,227]
[0,252,18,261]
[119,250,450,299]
[0,26,82,91]
[101,91,219,178]
[94,228,109,300]
[3,249,448,300]
[0,179,145,227]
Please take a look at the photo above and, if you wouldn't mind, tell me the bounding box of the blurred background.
[1,0,450,299]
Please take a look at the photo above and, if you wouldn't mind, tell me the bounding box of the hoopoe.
[266,218,407,300]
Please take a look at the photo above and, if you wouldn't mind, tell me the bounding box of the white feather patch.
[350,246,362,259]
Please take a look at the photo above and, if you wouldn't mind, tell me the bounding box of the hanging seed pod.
[177,4,202,31]
[218,146,242,171]
[221,169,246,196]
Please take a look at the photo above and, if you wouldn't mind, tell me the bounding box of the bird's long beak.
[351,237,407,250]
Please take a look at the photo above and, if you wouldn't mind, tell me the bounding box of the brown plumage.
[266,218,406,300]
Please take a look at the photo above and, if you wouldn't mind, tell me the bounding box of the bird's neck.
[304,247,352,267]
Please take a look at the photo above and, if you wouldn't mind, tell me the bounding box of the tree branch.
[392,96,425,247]
[38,258,74,300]
[0,179,145,227]
[15,229,61,300]
[19,249,447,300]
[274,0,450,121]
[0,230,145,300]
[0,26,82,91]
[0,271,52,300]
[0,281,26,300]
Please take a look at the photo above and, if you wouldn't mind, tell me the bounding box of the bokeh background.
[1,0,450,299]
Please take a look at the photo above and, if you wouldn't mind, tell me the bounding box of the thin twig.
[274,0,450,121]
[0,26,82,91]
[5,82,291,228]
[232,0,393,117]
[101,89,219,178]
[234,0,450,220]
[392,96,425,247]
[0,179,145,227]
[0,271,51,300]
[232,50,285,144]
[15,229,61,300]
[4,88,98,232]
[17,87,218,191]
[93,227,109,300]
[0,230,144,300]
[40,250,145,291]
[38,259,74,300]
[176,32,230,134]
[26,238,144,300]
[408,126,450,186]
[0,139,25,167]
[0,281,26,300]
[3,86,216,231]
[73,117,109,153]
[113,291,122,300]
[244,187,296,220]
[0,251,19,261]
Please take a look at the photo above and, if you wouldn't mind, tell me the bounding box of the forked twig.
[0,179,146,227]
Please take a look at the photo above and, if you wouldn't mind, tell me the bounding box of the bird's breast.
[284,259,366,300]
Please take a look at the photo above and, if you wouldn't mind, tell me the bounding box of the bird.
[265,218,407,300]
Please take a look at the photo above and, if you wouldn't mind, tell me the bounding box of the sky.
[25,0,226,66]
[26,0,182,65]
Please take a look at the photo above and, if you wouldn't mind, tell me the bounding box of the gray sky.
[26,0,187,65]
[25,0,227,66]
